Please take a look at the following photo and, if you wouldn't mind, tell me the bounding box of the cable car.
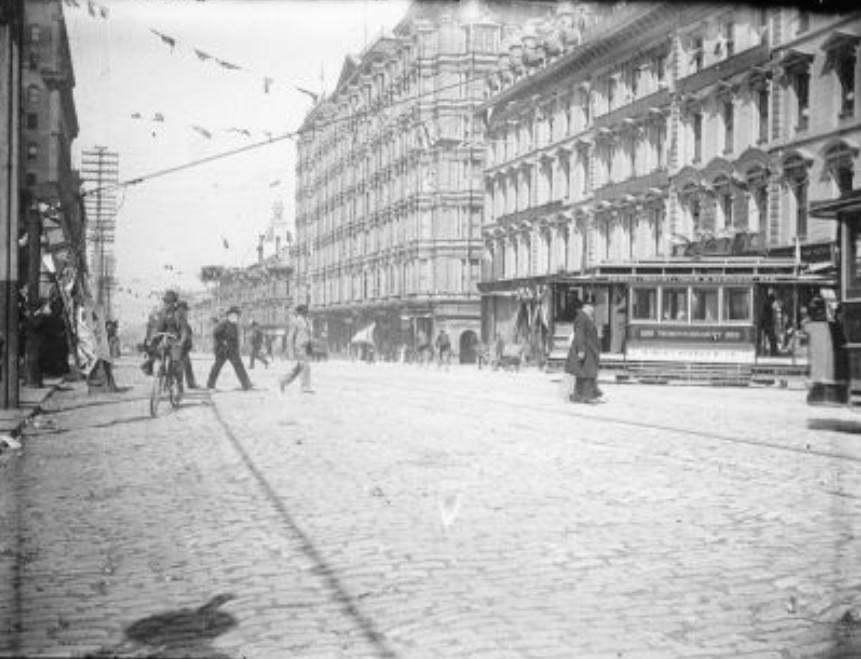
[806,190,861,405]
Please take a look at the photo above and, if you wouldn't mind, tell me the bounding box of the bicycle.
[148,332,183,417]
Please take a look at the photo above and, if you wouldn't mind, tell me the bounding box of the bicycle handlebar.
[149,332,179,341]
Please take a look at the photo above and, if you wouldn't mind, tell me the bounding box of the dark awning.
[810,190,861,219]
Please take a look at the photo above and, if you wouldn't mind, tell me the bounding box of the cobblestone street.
[2,357,861,658]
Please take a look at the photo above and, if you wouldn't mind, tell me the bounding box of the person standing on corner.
[565,298,603,404]
[435,329,452,369]
[248,320,269,370]
[206,306,253,392]
[279,304,314,394]
[176,300,199,389]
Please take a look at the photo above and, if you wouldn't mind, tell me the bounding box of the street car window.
[631,287,657,320]
[723,287,751,321]
[661,287,688,322]
[691,288,719,322]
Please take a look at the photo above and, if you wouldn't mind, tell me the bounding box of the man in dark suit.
[206,306,252,391]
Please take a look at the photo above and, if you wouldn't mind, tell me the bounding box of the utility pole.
[81,147,119,320]
[0,0,22,408]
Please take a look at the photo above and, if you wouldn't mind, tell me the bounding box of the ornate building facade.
[478,3,858,365]
[292,1,552,362]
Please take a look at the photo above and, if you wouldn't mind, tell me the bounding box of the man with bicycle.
[141,290,188,384]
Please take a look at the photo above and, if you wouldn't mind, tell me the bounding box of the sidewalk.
[0,378,61,443]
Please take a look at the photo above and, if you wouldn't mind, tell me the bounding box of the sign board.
[627,323,756,363]
[200,266,225,282]
[629,324,755,344]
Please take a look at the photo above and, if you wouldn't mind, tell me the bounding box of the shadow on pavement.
[85,593,239,659]
[808,418,861,435]
[210,404,399,658]
[822,610,861,658]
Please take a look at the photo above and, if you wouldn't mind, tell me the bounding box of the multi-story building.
[477,2,858,373]
[293,1,552,362]
[20,0,83,377]
[21,0,82,283]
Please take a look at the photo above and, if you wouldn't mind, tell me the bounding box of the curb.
[0,381,61,457]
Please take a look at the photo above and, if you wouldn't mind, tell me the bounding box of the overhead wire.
[80,60,505,198]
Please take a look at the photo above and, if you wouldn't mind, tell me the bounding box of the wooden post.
[0,7,21,408]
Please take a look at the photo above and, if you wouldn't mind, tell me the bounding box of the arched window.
[824,142,857,196]
[782,155,810,240]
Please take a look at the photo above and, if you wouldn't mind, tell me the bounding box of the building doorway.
[459,330,478,364]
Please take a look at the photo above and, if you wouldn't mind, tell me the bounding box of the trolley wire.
[78,62,504,199]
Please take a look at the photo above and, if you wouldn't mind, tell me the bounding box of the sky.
[64,0,411,325]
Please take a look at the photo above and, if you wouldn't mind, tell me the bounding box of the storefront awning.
[477,273,571,294]
[810,190,861,219]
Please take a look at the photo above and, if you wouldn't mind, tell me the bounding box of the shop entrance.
[459,330,478,364]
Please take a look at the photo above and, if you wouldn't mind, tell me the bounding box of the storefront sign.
[766,241,836,265]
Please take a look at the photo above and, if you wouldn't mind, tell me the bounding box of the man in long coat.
[565,299,602,403]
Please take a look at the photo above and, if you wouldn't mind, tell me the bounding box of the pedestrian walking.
[176,300,199,389]
[565,298,602,404]
[206,306,253,391]
[415,328,432,366]
[759,290,778,356]
[248,320,269,370]
[279,304,314,394]
[435,329,452,369]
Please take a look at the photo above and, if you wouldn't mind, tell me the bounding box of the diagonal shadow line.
[208,403,398,658]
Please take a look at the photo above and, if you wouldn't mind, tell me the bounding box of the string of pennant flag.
[63,0,311,98]
[127,110,278,146]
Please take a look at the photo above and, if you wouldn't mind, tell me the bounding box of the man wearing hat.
[564,296,603,404]
[142,289,188,380]
[279,304,314,393]
[206,305,253,391]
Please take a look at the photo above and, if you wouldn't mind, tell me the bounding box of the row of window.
[631,286,752,324]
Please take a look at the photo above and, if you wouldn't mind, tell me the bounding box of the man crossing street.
[279,304,314,394]
[248,320,269,370]
[206,306,253,392]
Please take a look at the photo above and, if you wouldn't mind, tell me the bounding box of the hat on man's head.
[295,304,308,315]
[163,289,178,304]
[227,305,241,316]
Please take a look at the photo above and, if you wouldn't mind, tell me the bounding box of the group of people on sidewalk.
[142,291,315,395]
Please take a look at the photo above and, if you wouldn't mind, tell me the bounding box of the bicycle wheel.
[150,369,165,417]
[168,362,183,408]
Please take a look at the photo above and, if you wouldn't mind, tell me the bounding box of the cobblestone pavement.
[1,355,861,658]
